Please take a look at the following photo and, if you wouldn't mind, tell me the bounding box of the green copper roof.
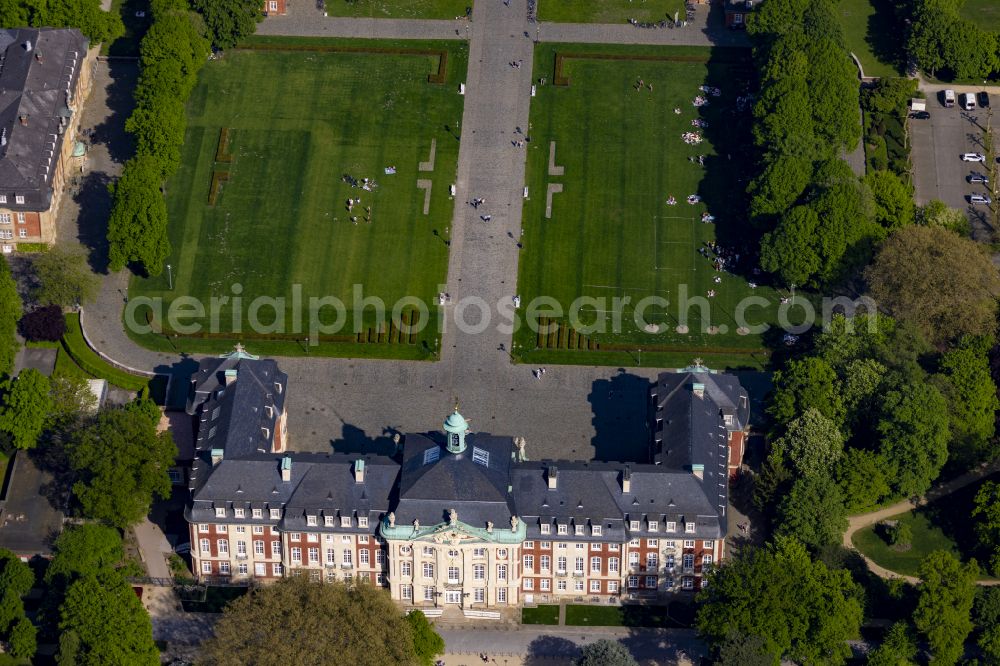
[443,409,468,434]
[220,343,259,361]
[380,517,526,544]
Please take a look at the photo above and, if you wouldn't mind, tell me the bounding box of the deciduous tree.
[913,551,977,666]
[865,170,915,229]
[866,225,1000,346]
[771,408,844,478]
[935,337,999,466]
[191,0,262,49]
[769,358,844,429]
[58,570,158,666]
[405,610,444,666]
[697,537,862,664]
[917,199,970,235]
[0,258,21,377]
[30,245,99,308]
[0,369,52,450]
[66,407,176,528]
[865,622,916,666]
[106,155,170,276]
[18,305,66,342]
[577,639,638,666]
[203,577,419,666]
[776,473,848,550]
[835,448,891,513]
[876,381,950,498]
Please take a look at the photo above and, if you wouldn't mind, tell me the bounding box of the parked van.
[943,89,956,107]
[962,92,977,110]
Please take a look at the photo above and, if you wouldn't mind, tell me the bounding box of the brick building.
[263,0,287,16]
[186,352,749,612]
[0,28,93,253]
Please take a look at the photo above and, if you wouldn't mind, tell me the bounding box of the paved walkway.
[258,14,469,40]
[133,517,174,579]
[843,460,1000,585]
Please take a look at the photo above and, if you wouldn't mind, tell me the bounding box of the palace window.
[474,588,485,602]
[608,581,619,593]
[540,524,551,535]
[540,579,550,591]
[423,563,434,579]
[592,525,602,537]
[540,555,550,571]
[291,547,302,563]
[590,580,601,592]
[523,578,533,590]
[473,564,485,580]
[448,566,460,583]
[402,585,413,600]
[252,509,263,519]
[401,561,411,576]
[665,521,676,532]
[608,557,620,573]
[235,508,245,519]
[360,549,370,565]
[497,565,507,580]
[218,540,229,555]
[557,524,567,535]
[645,576,657,588]
[590,556,601,573]
[523,555,534,571]
[308,548,319,564]
[307,515,317,526]
[220,562,231,575]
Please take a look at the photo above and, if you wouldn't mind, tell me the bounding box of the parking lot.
[910,89,995,238]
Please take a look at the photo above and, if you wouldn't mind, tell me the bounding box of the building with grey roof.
[185,352,749,612]
[0,27,93,253]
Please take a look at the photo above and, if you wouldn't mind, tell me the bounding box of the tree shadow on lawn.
[865,0,908,76]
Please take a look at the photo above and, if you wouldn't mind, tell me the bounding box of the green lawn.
[852,513,961,577]
[564,603,682,627]
[128,38,467,360]
[322,0,470,19]
[853,472,1000,579]
[522,604,559,624]
[515,43,797,369]
[834,0,905,78]
[539,0,686,24]
[961,0,1000,32]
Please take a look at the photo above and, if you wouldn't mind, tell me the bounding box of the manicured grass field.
[521,604,559,624]
[834,0,905,78]
[323,0,469,19]
[515,43,794,369]
[852,513,960,577]
[539,0,686,24]
[961,0,1000,32]
[128,38,467,359]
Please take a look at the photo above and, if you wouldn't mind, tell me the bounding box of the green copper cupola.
[443,407,469,454]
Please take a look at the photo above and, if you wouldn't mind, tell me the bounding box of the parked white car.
[962,152,986,162]
[970,194,993,205]
[970,173,989,184]
[962,92,977,110]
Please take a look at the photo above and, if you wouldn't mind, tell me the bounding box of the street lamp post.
[167,263,173,290]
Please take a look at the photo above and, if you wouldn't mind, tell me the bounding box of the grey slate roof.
[188,354,287,460]
[395,433,516,529]
[0,28,87,211]
[650,368,748,469]
[512,461,725,541]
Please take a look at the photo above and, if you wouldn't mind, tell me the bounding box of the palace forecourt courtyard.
[129,37,467,359]
[127,35,793,369]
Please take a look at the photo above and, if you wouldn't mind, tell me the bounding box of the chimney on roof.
[211,448,223,467]
[280,456,292,482]
[691,463,704,480]
[547,465,558,490]
[692,382,705,398]
[354,459,365,484]
[19,115,28,127]
[621,464,632,494]
[224,368,238,385]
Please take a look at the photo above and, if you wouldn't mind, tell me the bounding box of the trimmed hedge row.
[208,171,230,206]
[215,128,234,163]
[237,43,449,84]
[62,313,149,392]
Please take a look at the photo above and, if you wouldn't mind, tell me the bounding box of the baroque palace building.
[185,348,749,612]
